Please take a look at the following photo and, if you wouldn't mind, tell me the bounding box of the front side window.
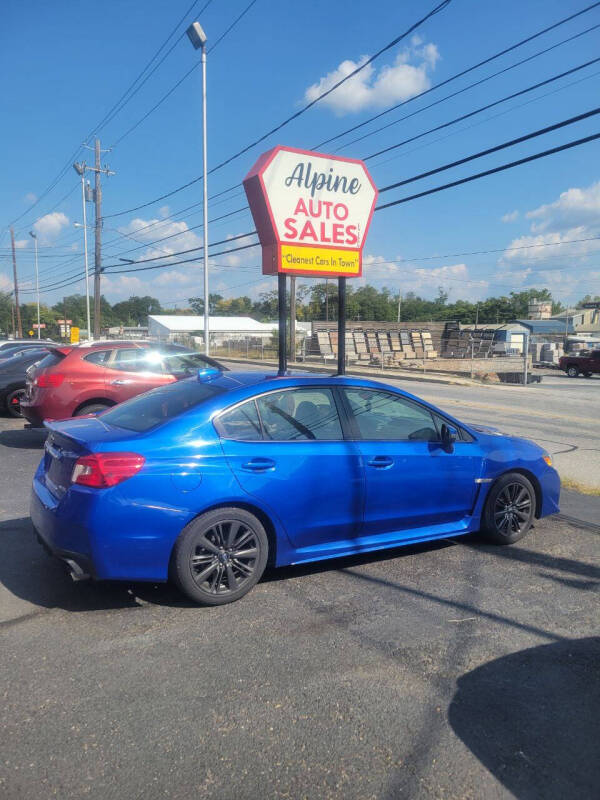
[344,388,439,442]
[256,388,343,441]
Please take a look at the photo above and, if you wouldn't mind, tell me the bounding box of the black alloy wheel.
[481,473,535,544]
[172,508,268,605]
[6,388,26,418]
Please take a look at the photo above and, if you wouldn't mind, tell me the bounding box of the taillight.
[71,452,145,488]
[36,373,65,388]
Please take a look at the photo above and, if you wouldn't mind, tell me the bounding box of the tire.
[74,402,111,416]
[566,366,579,378]
[584,372,593,378]
[171,508,269,605]
[481,473,536,545]
[6,388,26,418]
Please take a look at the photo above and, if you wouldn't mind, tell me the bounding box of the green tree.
[188,294,223,315]
[112,295,162,325]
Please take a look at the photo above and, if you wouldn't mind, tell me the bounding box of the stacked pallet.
[316,331,333,358]
[353,330,370,361]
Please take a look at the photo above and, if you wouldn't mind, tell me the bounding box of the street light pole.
[29,231,40,338]
[187,21,210,355]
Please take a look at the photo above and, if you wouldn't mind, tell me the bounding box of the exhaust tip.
[64,559,90,582]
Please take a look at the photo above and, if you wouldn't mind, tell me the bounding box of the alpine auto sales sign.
[243,145,378,278]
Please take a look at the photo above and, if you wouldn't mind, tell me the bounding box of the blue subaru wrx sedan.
[31,370,560,605]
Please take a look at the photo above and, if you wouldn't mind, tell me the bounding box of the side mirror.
[441,423,458,452]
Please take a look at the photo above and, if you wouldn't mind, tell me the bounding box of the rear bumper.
[20,402,46,427]
[30,467,192,582]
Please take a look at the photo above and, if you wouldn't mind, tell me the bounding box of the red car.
[21,341,225,427]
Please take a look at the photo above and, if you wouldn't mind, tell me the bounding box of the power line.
[378,106,600,193]
[104,0,453,218]
[336,21,600,154]
[365,55,600,161]
[314,0,600,150]
[92,0,215,138]
[108,0,258,148]
[375,130,600,211]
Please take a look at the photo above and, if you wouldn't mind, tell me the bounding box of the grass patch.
[560,477,600,497]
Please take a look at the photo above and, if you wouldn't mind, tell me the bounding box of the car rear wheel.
[481,473,535,545]
[172,508,268,605]
[6,388,26,418]
[74,402,111,416]
[584,372,593,378]
[566,366,579,378]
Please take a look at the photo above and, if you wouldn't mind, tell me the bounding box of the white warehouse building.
[148,315,308,344]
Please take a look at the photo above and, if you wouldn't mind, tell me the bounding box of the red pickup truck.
[559,350,600,377]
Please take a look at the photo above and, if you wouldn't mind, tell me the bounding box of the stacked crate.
[329,330,339,355]
[316,331,333,358]
[421,330,437,358]
[366,331,380,361]
[353,330,370,361]
[345,331,356,360]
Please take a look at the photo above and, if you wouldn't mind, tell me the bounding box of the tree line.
[1,286,597,339]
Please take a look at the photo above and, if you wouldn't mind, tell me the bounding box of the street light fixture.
[73,162,92,340]
[28,231,40,339]
[186,21,210,355]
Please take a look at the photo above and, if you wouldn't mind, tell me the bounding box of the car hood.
[468,423,507,436]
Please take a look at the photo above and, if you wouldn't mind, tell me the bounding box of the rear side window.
[101,379,225,432]
[84,349,112,365]
[36,351,66,370]
[256,388,343,441]
[217,400,262,440]
[109,348,150,372]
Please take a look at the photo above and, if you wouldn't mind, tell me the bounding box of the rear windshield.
[36,351,66,370]
[100,378,225,432]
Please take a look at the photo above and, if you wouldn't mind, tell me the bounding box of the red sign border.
[243,145,378,278]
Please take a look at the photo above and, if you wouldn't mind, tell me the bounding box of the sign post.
[243,145,377,375]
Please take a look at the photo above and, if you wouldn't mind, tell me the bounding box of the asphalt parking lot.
[0,413,599,799]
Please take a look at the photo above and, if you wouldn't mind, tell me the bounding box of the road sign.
[33,323,46,329]
[70,326,80,344]
[243,145,378,278]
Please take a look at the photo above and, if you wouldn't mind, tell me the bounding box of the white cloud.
[360,255,489,301]
[33,211,69,244]
[0,272,12,292]
[501,210,519,223]
[14,239,29,249]
[526,181,600,233]
[24,192,37,204]
[303,38,439,115]
[159,205,170,218]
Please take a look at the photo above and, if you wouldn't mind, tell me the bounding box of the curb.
[218,356,480,387]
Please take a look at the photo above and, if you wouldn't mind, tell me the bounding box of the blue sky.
[1,0,599,310]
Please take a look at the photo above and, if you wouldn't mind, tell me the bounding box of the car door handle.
[241,458,276,472]
[110,379,133,385]
[367,456,394,469]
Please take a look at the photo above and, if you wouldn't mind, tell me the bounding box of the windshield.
[100,378,226,432]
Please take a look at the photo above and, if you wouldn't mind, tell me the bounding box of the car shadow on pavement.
[0,427,47,449]
[448,637,600,799]
[458,534,600,587]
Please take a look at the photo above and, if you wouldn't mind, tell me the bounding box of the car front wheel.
[171,508,269,605]
[481,473,535,544]
[566,366,579,378]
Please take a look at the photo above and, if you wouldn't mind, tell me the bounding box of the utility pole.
[289,276,296,360]
[93,139,102,339]
[10,227,23,338]
[397,292,402,323]
[81,138,114,340]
